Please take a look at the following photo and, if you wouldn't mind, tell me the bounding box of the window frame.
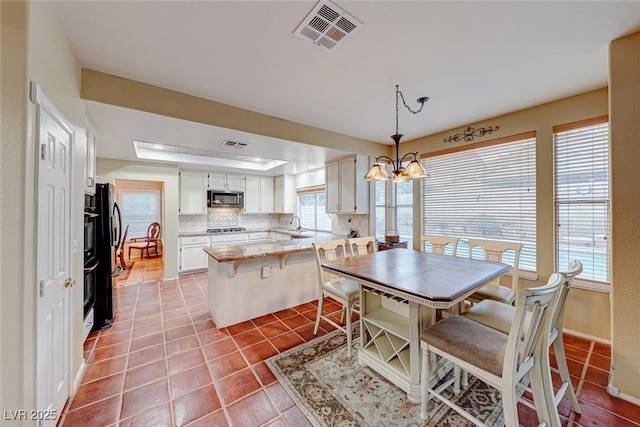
[118,188,162,240]
[296,185,332,232]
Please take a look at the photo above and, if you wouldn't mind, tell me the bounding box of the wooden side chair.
[312,240,360,356]
[461,260,584,414]
[420,235,459,256]
[347,235,377,257]
[128,221,161,260]
[116,225,129,271]
[420,273,565,427]
[467,238,523,306]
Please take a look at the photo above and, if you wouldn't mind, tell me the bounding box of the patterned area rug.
[267,329,508,427]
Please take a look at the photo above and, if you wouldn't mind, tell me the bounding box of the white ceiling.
[53,1,640,174]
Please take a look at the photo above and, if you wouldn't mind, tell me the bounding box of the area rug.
[267,329,508,427]
[119,261,135,281]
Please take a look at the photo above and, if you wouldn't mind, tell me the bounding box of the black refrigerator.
[94,183,122,330]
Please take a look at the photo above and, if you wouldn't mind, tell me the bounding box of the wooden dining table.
[322,248,510,402]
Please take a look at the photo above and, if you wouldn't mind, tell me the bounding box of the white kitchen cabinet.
[249,232,269,243]
[274,175,295,213]
[244,176,274,213]
[179,236,209,272]
[208,172,244,191]
[179,171,208,214]
[84,123,96,195]
[325,154,369,214]
[210,233,249,246]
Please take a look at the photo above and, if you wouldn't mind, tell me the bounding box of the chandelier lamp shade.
[364,85,429,182]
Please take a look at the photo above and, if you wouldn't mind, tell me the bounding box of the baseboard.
[607,383,640,405]
[71,360,87,398]
[562,327,610,345]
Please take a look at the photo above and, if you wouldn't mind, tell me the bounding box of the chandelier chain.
[395,85,427,135]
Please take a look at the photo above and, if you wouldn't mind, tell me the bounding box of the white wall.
[97,159,180,279]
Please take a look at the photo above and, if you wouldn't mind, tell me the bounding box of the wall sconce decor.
[443,125,500,144]
[364,85,429,182]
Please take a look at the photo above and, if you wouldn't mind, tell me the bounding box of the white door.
[244,176,261,213]
[33,83,73,425]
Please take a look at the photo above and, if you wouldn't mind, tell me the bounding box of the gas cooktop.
[207,227,246,233]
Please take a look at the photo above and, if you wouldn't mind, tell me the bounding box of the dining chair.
[419,235,459,256]
[312,240,360,356]
[461,260,584,414]
[116,225,129,270]
[467,238,523,306]
[128,221,161,260]
[420,272,565,427]
[347,235,377,256]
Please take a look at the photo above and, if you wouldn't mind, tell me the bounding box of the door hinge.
[40,144,46,161]
[39,280,44,297]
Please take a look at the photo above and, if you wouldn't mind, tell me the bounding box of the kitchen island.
[203,231,337,328]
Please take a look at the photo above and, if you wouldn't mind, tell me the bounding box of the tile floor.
[58,258,640,427]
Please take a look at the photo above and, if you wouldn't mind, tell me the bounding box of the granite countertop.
[203,231,339,262]
[178,228,312,238]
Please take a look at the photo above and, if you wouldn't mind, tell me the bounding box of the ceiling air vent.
[293,0,363,53]
[221,140,250,149]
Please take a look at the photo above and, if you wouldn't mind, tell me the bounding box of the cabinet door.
[325,161,340,213]
[85,126,96,194]
[226,174,245,191]
[274,175,295,213]
[244,176,261,213]
[179,171,207,214]
[260,177,275,213]
[339,158,357,213]
[180,245,208,271]
[208,172,227,190]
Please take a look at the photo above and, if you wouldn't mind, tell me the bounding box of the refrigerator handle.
[113,202,123,248]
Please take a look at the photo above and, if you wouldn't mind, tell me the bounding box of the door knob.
[64,277,76,288]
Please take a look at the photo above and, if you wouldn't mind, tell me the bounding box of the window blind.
[553,118,609,284]
[119,190,161,239]
[420,134,537,272]
[297,187,331,231]
[374,180,387,239]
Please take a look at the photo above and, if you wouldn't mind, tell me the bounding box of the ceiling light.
[364,85,429,183]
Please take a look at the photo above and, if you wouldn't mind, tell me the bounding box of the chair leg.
[345,301,352,357]
[530,346,561,427]
[128,247,131,260]
[313,296,324,335]
[501,387,519,427]
[553,336,581,413]
[420,346,431,420]
[453,364,461,394]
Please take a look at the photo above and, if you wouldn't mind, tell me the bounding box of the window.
[374,180,387,241]
[553,117,609,284]
[373,170,414,248]
[297,186,331,231]
[119,189,161,238]
[421,133,537,272]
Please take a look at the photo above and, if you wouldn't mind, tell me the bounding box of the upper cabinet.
[84,123,96,195]
[244,176,274,214]
[325,154,369,214]
[208,172,244,191]
[274,175,295,213]
[179,171,208,214]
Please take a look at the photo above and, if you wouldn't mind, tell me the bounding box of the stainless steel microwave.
[207,191,244,208]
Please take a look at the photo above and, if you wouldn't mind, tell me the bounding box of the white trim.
[607,384,640,406]
[71,360,87,398]
[562,327,610,345]
[572,278,610,293]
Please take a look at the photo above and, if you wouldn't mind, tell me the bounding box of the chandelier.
[364,85,429,182]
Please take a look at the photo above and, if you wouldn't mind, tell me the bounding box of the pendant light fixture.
[364,85,429,182]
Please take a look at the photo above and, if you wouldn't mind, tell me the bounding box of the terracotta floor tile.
[127,343,166,369]
[226,390,278,427]
[124,359,167,391]
[131,322,162,340]
[118,402,172,427]
[198,327,232,345]
[281,314,312,330]
[572,398,639,427]
[242,341,279,365]
[226,320,255,335]
[62,395,120,427]
[584,365,610,388]
[251,313,279,327]
[165,324,196,342]
[184,409,229,427]
[166,335,201,357]
[169,363,212,399]
[559,342,589,364]
[233,328,267,349]
[265,418,287,427]
[273,308,299,320]
[301,309,319,322]
[589,352,612,371]
[167,348,205,375]
[217,368,261,405]
[69,373,125,411]
[194,318,216,333]
[259,321,289,339]
[208,351,248,380]
[100,320,133,336]
[120,378,170,420]
[578,381,640,424]
[172,384,222,427]
[163,307,189,320]
[265,383,295,412]
[293,301,318,314]
[95,330,130,348]
[81,355,127,384]
[252,361,277,387]
[133,312,162,328]
[130,331,164,352]
[270,331,304,352]
[293,323,320,342]
[92,341,130,361]
[550,352,584,378]
[592,342,612,358]
[562,334,592,351]
[165,314,192,329]
[281,405,313,427]
[202,338,238,362]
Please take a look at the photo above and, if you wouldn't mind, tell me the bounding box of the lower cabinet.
[179,236,209,272]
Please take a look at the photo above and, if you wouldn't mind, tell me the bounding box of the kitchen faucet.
[289,215,302,231]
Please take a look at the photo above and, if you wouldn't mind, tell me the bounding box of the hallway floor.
[59,258,640,426]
